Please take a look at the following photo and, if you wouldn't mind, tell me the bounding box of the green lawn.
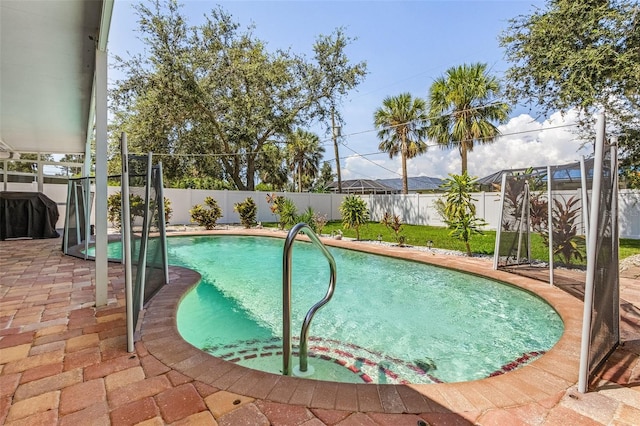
[302,221,640,261]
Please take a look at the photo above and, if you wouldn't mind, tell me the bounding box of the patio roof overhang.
[0,0,113,157]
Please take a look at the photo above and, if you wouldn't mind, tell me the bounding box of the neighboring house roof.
[326,176,444,194]
[376,176,444,192]
[326,179,396,194]
[476,157,596,191]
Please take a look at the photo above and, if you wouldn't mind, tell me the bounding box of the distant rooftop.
[476,157,595,191]
[377,176,444,192]
[326,176,444,194]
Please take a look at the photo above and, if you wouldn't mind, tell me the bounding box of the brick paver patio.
[1,233,638,425]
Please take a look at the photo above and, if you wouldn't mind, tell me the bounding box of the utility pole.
[332,110,342,192]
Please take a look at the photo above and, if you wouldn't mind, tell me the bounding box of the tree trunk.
[460,143,468,175]
[401,133,408,194]
[246,155,256,191]
[225,155,246,190]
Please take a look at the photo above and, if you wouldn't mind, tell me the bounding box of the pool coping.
[140,229,583,415]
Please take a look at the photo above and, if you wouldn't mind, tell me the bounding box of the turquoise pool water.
[165,235,563,385]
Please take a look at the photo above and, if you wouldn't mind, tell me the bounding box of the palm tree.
[427,63,511,175]
[374,93,429,194]
[286,129,325,192]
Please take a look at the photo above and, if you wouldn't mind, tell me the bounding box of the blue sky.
[109,0,591,181]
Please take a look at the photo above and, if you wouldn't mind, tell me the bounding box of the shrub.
[234,197,257,228]
[381,211,404,245]
[190,196,223,230]
[542,196,585,265]
[162,198,173,224]
[297,207,330,234]
[107,192,172,230]
[267,194,298,229]
[441,172,487,256]
[278,198,298,229]
[340,195,369,240]
[312,212,328,235]
[296,206,315,231]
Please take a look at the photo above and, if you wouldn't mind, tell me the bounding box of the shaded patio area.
[1,233,639,425]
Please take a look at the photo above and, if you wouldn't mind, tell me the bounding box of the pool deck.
[1,229,638,425]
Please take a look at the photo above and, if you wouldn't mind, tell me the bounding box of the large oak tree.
[500,0,639,186]
[110,0,366,190]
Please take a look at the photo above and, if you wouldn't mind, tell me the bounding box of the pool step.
[204,336,441,384]
[203,337,546,385]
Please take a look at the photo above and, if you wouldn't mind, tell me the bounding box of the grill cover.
[0,191,60,240]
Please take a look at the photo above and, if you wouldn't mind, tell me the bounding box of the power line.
[129,121,579,162]
[320,122,581,176]
[339,143,402,177]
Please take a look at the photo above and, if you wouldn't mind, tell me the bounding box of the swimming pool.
[168,235,564,385]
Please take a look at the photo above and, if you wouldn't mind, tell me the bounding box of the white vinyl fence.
[7,183,640,239]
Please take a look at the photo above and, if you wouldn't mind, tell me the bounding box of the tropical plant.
[542,196,585,265]
[339,195,369,240]
[278,198,298,229]
[449,213,487,257]
[107,192,143,230]
[441,172,487,256]
[380,212,404,245]
[427,63,511,175]
[433,197,454,224]
[234,197,257,228]
[189,197,223,230]
[441,172,478,219]
[312,212,328,235]
[107,191,173,231]
[286,129,324,192]
[162,198,173,225]
[295,206,318,232]
[373,93,429,194]
[529,192,549,233]
[266,194,298,229]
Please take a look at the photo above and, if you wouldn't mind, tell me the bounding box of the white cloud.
[339,110,593,181]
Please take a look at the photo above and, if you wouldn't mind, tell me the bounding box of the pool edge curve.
[140,229,583,414]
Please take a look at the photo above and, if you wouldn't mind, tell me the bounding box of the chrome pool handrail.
[282,223,337,376]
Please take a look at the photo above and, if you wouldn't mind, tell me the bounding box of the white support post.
[94,48,109,307]
[37,155,44,193]
[121,133,135,353]
[157,162,170,284]
[547,166,554,287]
[85,85,96,178]
[137,154,153,311]
[83,178,92,259]
[516,181,529,262]
[493,173,508,270]
[578,112,606,393]
[609,138,620,340]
